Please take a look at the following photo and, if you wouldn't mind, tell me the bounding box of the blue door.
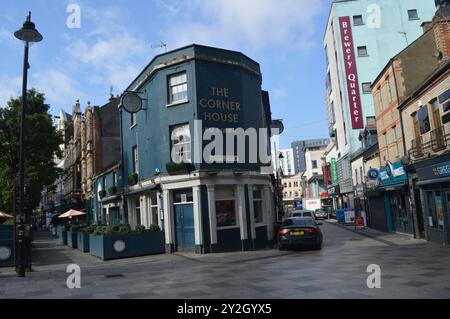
[174,204,195,251]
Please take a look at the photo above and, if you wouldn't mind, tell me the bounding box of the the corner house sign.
[417,161,450,181]
[120,91,142,113]
[339,16,363,129]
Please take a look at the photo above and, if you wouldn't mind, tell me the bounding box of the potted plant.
[128,173,138,186]
[89,223,165,260]
[166,161,195,175]
[98,190,107,199]
[108,186,117,195]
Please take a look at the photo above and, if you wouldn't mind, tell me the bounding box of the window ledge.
[217,225,239,231]
[353,23,365,26]
[408,18,420,21]
[166,99,189,108]
[358,54,369,58]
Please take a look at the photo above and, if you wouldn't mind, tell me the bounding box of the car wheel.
[315,243,322,250]
[279,243,286,251]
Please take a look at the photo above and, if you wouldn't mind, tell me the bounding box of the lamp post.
[276,152,285,221]
[14,12,43,277]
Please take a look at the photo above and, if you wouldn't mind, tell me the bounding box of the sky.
[0,0,331,149]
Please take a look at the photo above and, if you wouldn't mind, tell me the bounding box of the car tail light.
[304,228,318,233]
[278,229,289,235]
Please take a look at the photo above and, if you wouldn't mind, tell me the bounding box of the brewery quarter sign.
[339,16,364,129]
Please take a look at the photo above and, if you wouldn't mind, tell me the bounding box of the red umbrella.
[58,209,86,219]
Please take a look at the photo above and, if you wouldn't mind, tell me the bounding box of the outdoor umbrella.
[58,209,86,219]
[0,212,13,224]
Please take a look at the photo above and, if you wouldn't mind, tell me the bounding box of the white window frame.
[168,72,188,105]
[171,124,191,163]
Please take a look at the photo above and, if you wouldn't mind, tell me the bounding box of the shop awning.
[378,181,407,190]
[417,176,450,186]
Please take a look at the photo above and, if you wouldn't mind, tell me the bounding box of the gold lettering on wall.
[199,87,241,123]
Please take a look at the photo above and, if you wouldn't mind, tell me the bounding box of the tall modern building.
[277,149,296,176]
[291,139,329,173]
[324,0,436,209]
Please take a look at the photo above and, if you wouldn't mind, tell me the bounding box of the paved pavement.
[1,221,450,299]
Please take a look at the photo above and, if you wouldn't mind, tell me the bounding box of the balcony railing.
[410,136,424,158]
[431,126,447,152]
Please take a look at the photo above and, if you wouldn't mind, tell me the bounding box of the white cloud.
[0,76,21,107]
[165,0,325,51]
[64,4,151,92]
[31,70,86,109]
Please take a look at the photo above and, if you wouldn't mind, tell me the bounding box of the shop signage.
[417,160,450,181]
[367,168,379,180]
[328,184,340,196]
[339,16,363,129]
[320,192,329,198]
[331,158,338,184]
[354,184,365,198]
[379,161,405,181]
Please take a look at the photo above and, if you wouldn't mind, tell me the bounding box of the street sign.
[120,91,143,113]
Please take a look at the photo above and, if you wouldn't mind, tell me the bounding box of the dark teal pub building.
[92,44,276,253]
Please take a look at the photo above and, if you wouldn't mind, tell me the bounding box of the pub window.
[408,9,419,20]
[168,72,188,104]
[170,123,191,163]
[149,192,159,226]
[362,82,372,94]
[253,186,263,224]
[216,187,237,228]
[357,46,368,57]
[135,197,141,226]
[353,15,364,26]
[416,106,431,134]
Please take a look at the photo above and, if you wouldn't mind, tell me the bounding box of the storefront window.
[149,192,159,226]
[215,187,237,228]
[253,186,263,224]
[436,192,445,231]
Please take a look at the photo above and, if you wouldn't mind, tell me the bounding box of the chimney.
[422,21,433,33]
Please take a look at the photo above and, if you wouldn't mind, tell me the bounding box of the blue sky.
[0,0,330,148]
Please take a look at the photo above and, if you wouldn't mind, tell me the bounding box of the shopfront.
[415,155,450,244]
[379,161,413,235]
[327,184,340,216]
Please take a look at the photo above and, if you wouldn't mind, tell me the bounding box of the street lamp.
[14,11,43,277]
[276,152,284,221]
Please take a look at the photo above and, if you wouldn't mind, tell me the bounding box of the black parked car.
[277,217,323,251]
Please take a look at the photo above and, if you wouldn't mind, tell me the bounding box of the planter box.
[61,230,68,245]
[67,231,78,249]
[89,232,165,261]
[77,232,90,252]
[56,226,63,239]
[0,225,14,267]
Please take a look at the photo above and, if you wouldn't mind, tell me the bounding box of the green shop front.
[379,161,414,235]
[415,153,450,245]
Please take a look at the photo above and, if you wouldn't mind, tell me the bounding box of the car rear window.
[282,218,315,227]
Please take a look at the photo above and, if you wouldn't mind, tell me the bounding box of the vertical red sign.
[339,16,364,129]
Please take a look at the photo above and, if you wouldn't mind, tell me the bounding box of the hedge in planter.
[77,226,95,253]
[89,225,165,260]
[166,162,195,175]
